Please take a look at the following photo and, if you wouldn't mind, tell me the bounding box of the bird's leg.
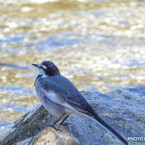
[52,116,63,126]
[60,115,69,126]
[48,114,65,131]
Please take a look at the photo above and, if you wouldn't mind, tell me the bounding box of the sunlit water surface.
[0,0,145,130]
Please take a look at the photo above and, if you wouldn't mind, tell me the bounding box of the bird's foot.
[48,125,61,131]
[60,122,69,126]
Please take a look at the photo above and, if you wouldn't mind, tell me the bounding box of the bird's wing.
[39,76,92,115]
[67,93,93,115]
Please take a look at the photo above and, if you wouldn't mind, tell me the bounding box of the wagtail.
[32,61,128,145]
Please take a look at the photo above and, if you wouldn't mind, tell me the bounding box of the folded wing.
[40,76,92,115]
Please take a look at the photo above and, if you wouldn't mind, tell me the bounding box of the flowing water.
[0,0,145,131]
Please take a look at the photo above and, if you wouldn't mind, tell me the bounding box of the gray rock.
[1,85,145,145]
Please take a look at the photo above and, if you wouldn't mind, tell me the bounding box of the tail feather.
[92,112,128,145]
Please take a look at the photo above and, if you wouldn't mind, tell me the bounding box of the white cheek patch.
[42,65,47,69]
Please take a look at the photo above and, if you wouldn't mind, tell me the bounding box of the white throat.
[38,68,44,75]
[38,68,47,78]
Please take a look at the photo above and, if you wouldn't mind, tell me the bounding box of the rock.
[1,85,145,145]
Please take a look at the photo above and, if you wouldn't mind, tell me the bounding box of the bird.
[32,61,128,145]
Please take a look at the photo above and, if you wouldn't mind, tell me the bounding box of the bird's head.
[32,61,60,76]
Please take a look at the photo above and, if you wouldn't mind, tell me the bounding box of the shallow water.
[0,0,145,129]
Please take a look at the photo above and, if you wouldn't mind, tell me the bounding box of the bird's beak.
[32,64,39,68]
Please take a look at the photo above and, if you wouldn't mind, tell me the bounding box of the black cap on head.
[32,61,60,76]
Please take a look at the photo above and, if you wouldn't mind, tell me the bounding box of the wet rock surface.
[1,85,145,145]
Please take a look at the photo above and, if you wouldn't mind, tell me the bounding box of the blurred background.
[0,0,145,132]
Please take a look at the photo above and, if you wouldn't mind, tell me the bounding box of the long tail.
[92,112,128,145]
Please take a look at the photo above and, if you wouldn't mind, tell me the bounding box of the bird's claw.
[60,122,69,126]
[48,125,61,131]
